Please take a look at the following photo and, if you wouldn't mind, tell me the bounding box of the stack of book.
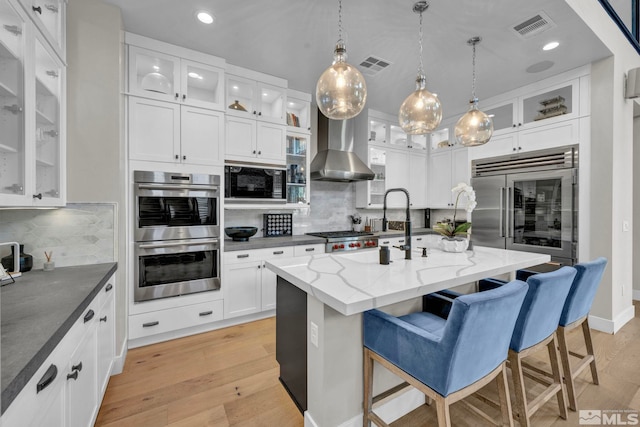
[534,96,567,121]
[287,112,300,127]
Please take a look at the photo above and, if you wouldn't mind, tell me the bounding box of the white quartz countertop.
[265,246,550,316]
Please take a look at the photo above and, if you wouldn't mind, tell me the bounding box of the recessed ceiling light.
[543,41,559,51]
[196,11,214,24]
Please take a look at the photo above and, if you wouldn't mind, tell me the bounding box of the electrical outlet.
[310,321,318,348]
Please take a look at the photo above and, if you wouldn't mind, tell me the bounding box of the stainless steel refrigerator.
[470,146,578,266]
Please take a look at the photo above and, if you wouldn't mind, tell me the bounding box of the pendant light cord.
[471,41,477,101]
[418,9,424,77]
[338,0,344,44]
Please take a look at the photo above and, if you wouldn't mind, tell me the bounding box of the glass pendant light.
[455,37,493,147]
[316,0,367,120]
[398,1,442,135]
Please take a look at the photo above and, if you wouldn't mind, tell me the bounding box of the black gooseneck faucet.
[382,188,412,260]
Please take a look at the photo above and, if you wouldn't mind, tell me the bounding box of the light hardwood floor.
[96,302,640,426]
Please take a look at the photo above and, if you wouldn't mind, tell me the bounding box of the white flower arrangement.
[434,182,476,238]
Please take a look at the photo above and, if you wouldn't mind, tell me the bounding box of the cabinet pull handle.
[71,362,83,372]
[36,364,57,393]
[416,237,422,241]
[66,370,78,381]
[398,240,405,243]
[258,151,262,155]
[258,112,262,116]
[237,254,249,258]
[273,250,284,255]
[382,241,390,244]
[100,316,107,322]
[33,193,42,199]
[105,283,113,292]
[182,94,186,101]
[143,321,159,327]
[175,154,179,159]
[175,93,179,99]
[199,310,213,317]
[83,309,95,323]
[252,150,256,154]
[183,155,186,160]
[32,5,42,14]
[253,110,257,115]
[305,248,315,252]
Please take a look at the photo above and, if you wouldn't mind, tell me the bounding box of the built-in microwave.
[225,165,287,203]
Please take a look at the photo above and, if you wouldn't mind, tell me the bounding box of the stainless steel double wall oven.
[134,171,221,302]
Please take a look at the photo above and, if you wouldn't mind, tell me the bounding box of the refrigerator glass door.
[470,175,507,249]
[506,169,574,260]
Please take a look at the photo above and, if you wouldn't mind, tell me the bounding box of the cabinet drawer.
[294,244,324,257]
[129,300,224,339]
[224,246,294,264]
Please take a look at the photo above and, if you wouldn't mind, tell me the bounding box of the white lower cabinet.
[1,274,116,427]
[97,282,115,397]
[66,323,98,427]
[223,244,324,319]
[128,299,224,340]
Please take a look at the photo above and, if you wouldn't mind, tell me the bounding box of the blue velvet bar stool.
[556,257,607,411]
[505,266,577,427]
[363,280,529,427]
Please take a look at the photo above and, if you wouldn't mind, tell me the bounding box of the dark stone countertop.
[1,262,118,414]
[223,228,435,252]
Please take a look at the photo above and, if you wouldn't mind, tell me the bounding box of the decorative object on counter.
[434,183,476,252]
[263,213,293,237]
[379,245,390,265]
[398,1,442,135]
[43,251,55,271]
[350,212,362,232]
[224,227,258,242]
[454,36,494,147]
[316,0,367,120]
[387,220,405,231]
[228,100,247,112]
[1,244,33,272]
[364,217,372,233]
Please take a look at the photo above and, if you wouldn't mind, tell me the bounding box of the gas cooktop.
[306,231,374,239]
[306,231,378,252]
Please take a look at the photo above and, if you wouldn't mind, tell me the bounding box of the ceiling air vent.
[359,56,391,77]
[512,11,556,40]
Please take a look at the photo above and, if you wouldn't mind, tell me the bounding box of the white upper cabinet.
[18,0,65,60]
[128,45,225,111]
[225,73,287,125]
[0,0,65,207]
[469,68,588,161]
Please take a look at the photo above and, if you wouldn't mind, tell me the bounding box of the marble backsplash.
[0,203,115,270]
[224,181,430,237]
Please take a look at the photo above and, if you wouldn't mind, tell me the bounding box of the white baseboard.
[111,340,128,375]
[305,387,424,427]
[633,289,640,301]
[589,304,636,334]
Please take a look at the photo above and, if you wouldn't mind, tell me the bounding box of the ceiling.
[100,0,611,120]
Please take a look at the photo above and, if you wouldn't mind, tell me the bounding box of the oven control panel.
[326,238,378,253]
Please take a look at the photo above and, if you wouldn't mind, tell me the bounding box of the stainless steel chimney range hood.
[310,112,375,182]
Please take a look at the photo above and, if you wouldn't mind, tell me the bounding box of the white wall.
[66,0,127,358]
[634,111,640,300]
[565,0,640,332]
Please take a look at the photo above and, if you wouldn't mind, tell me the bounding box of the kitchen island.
[265,246,549,427]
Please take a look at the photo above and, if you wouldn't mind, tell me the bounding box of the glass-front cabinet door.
[226,74,255,118]
[226,75,286,125]
[368,118,387,144]
[128,46,180,102]
[409,134,428,150]
[484,101,517,135]
[0,0,26,200]
[180,59,223,110]
[368,146,386,206]
[286,133,308,204]
[25,0,65,58]
[388,124,408,148]
[34,35,62,201]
